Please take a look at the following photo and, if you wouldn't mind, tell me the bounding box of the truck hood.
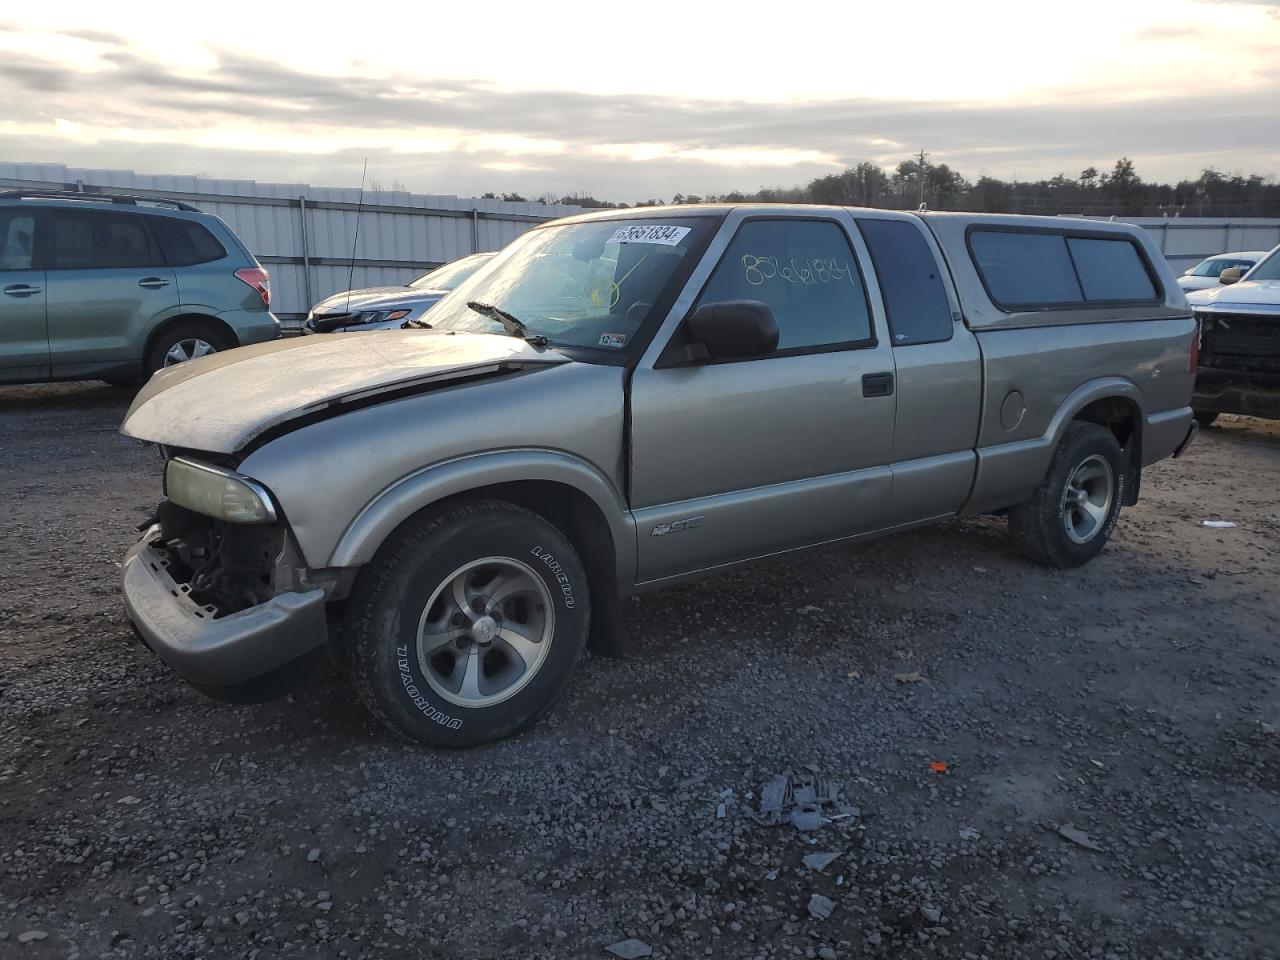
[310,286,446,315]
[122,330,569,454]
[1187,278,1280,310]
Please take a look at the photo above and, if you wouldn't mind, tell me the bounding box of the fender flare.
[327,449,637,588]
[1044,377,1146,448]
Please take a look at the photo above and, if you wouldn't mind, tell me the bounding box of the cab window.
[695,219,873,353]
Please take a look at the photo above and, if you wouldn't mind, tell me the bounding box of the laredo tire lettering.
[530,545,576,609]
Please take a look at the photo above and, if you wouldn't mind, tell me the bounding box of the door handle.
[3,283,41,297]
[862,371,894,398]
[138,277,170,289]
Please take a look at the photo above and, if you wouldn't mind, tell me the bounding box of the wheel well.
[143,314,239,367]
[1072,396,1142,505]
[386,481,625,656]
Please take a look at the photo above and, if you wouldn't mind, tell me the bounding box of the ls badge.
[651,516,704,537]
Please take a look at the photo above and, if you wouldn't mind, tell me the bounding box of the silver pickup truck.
[120,204,1198,747]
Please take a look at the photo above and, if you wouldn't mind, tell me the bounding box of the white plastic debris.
[1201,520,1237,529]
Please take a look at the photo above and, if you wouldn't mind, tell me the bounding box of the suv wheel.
[1009,422,1125,569]
[145,321,232,375]
[1193,410,1219,428]
[346,500,590,747]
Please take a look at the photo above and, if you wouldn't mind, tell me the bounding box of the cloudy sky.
[2,1,1278,201]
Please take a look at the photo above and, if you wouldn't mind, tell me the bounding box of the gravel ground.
[1,381,1278,960]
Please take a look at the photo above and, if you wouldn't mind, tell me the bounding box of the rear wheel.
[1009,422,1125,568]
[345,500,590,748]
[145,321,233,376]
[1193,410,1219,428]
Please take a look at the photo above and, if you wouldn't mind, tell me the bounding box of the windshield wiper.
[466,301,548,347]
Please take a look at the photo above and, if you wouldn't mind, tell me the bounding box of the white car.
[1177,250,1269,291]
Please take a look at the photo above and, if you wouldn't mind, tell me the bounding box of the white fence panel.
[0,162,581,321]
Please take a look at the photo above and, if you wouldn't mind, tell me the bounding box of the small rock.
[808,894,836,921]
[605,938,653,959]
[803,852,840,872]
[307,847,322,863]
[18,931,48,944]
[920,903,942,923]
[116,796,142,805]
[958,826,980,841]
[819,947,837,960]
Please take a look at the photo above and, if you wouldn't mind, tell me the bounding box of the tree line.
[490,157,1280,218]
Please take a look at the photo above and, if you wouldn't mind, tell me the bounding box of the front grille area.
[1198,312,1280,382]
[152,500,285,617]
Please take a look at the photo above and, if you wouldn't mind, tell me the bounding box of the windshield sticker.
[598,332,627,348]
[609,224,691,246]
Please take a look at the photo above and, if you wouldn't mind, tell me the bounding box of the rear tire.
[144,321,233,376]
[1193,411,1219,428]
[1009,422,1125,569]
[345,500,590,748]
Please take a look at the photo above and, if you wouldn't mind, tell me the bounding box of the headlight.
[357,308,412,325]
[165,457,277,524]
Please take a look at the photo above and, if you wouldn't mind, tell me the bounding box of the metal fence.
[1070,216,1280,273]
[0,162,582,321]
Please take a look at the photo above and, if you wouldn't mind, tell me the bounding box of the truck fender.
[326,449,637,591]
[965,377,1145,515]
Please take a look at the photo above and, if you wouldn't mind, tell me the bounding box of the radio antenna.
[344,157,368,315]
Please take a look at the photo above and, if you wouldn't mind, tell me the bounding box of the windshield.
[1245,248,1280,282]
[1191,256,1256,278]
[409,253,494,290]
[424,218,711,353]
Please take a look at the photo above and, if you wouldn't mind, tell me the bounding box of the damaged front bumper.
[122,525,330,693]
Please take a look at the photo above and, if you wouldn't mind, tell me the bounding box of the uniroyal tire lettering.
[396,645,463,729]
[530,545,576,608]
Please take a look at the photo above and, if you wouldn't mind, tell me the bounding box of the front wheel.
[345,500,590,747]
[1193,410,1219,428]
[1008,422,1125,568]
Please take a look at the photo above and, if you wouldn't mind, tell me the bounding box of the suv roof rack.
[0,189,201,213]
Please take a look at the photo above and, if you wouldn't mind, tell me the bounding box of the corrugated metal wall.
[0,162,581,320]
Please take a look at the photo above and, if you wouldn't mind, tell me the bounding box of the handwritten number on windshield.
[742,255,853,287]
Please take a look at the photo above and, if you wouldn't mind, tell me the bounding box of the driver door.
[629,211,897,585]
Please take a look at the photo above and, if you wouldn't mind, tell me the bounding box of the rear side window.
[0,211,36,270]
[48,209,156,269]
[969,231,1082,307]
[696,218,873,352]
[857,218,953,345]
[1066,237,1156,301]
[149,217,227,266]
[969,229,1158,309]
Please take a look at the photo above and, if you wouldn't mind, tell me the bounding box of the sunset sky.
[2,0,1278,200]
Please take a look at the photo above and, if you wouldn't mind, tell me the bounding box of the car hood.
[122,330,569,454]
[311,286,448,315]
[1187,278,1280,310]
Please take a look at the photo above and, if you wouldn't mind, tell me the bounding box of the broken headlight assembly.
[165,457,278,524]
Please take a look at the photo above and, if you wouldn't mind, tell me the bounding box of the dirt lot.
[1,382,1277,960]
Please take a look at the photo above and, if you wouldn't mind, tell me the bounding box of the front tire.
[1009,422,1125,569]
[345,500,590,748]
[1193,410,1219,428]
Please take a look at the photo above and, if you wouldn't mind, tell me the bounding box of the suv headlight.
[165,457,278,524]
[356,308,411,325]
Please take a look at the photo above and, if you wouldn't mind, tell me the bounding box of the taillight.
[1189,318,1200,374]
[235,267,271,307]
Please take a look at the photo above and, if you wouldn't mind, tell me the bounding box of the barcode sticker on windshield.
[609,224,691,246]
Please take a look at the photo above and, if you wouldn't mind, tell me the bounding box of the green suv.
[0,191,279,385]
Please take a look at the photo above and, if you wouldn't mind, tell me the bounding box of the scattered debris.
[1201,520,1237,529]
[894,671,925,684]
[928,761,949,773]
[605,938,653,959]
[958,826,980,841]
[1056,823,1104,852]
[808,894,836,921]
[803,851,840,872]
[755,771,860,832]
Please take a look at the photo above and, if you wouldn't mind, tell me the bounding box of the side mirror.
[680,300,779,363]
[1219,267,1244,285]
